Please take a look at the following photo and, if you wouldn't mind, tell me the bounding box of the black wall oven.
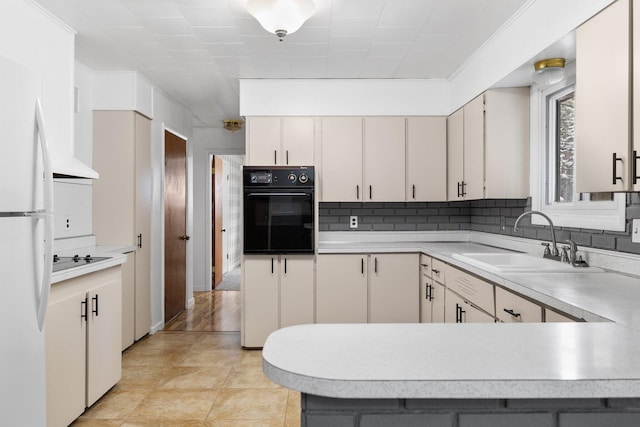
[243,166,315,254]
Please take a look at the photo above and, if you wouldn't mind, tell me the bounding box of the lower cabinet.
[445,289,495,323]
[495,286,543,323]
[243,255,314,347]
[46,267,122,427]
[316,253,419,323]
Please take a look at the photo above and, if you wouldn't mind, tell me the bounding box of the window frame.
[529,68,626,232]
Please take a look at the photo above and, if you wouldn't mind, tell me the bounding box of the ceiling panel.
[34,0,533,126]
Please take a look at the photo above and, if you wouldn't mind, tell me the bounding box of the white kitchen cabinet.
[316,254,368,323]
[445,289,495,323]
[406,117,447,201]
[545,309,576,322]
[446,265,495,316]
[495,286,542,323]
[427,257,447,323]
[317,253,418,324]
[369,254,419,323]
[576,0,639,192]
[280,256,315,328]
[364,117,406,201]
[93,111,152,342]
[121,252,135,350]
[46,267,122,427]
[243,255,314,347]
[320,117,364,201]
[448,89,530,200]
[246,117,315,166]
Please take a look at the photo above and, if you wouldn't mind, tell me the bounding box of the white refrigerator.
[0,55,54,426]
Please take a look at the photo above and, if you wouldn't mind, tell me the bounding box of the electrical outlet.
[633,219,640,243]
[350,216,358,229]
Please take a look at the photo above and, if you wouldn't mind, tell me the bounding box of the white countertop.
[262,232,640,399]
[51,245,133,284]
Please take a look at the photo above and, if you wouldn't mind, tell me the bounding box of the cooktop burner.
[52,254,111,272]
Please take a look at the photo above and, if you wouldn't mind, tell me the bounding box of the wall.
[319,194,640,255]
[191,127,244,291]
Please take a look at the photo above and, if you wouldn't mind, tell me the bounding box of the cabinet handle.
[138,233,142,249]
[374,257,378,273]
[356,185,360,200]
[271,257,274,274]
[286,150,289,165]
[412,184,416,199]
[456,304,465,323]
[427,284,433,301]
[81,297,88,321]
[369,185,372,200]
[503,308,521,318]
[633,150,639,185]
[461,181,467,197]
[274,150,277,165]
[284,258,287,274]
[361,258,364,274]
[612,152,623,185]
[457,182,462,198]
[92,294,99,317]
[432,268,440,275]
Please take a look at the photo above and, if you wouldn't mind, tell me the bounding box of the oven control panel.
[244,166,314,188]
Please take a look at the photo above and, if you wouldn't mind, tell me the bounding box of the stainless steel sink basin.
[451,252,603,273]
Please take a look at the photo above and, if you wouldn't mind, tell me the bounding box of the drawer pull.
[503,308,521,318]
[612,152,623,185]
[432,268,440,274]
[456,304,465,323]
[427,284,433,301]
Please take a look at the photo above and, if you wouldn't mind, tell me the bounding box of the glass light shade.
[533,58,566,87]
[247,0,316,39]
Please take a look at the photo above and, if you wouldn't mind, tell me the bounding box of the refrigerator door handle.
[35,98,54,331]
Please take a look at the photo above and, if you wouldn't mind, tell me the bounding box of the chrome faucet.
[513,210,560,260]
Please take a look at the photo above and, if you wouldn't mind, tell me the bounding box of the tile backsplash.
[319,194,640,255]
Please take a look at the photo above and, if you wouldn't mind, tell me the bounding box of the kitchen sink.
[451,252,603,273]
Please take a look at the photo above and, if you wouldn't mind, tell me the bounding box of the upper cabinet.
[406,117,447,201]
[364,117,406,202]
[447,88,530,201]
[320,117,364,202]
[246,117,315,166]
[576,0,639,192]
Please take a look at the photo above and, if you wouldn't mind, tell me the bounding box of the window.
[530,74,625,232]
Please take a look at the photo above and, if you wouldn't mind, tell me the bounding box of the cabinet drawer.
[419,254,432,277]
[446,267,494,315]
[495,287,542,323]
[545,308,576,322]
[431,258,446,284]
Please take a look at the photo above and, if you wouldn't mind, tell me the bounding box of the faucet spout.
[514,210,560,257]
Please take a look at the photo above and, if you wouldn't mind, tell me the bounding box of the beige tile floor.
[71,331,301,426]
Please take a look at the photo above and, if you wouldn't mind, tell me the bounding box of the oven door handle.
[246,192,310,197]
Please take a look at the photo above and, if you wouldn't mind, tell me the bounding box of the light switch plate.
[633,219,640,243]
[350,216,358,229]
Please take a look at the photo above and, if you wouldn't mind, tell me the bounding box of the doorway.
[164,130,188,323]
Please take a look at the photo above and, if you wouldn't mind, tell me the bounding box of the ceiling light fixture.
[223,119,243,132]
[246,0,316,41]
[533,58,566,86]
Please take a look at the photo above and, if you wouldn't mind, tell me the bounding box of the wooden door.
[164,131,187,322]
[212,156,223,288]
[364,117,406,201]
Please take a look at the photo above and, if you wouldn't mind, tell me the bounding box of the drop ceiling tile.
[378,2,433,27]
[329,35,374,51]
[140,17,195,35]
[204,43,250,57]
[123,41,171,57]
[102,26,156,43]
[360,56,403,78]
[285,27,330,43]
[155,35,204,50]
[285,43,329,57]
[373,27,422,44]
[291,56,327,78]
[326,52,367,78]
[170,50,214,63]
[332,0,385,18]
[181,6,234,27]
[330,17,378,37]
[175,0,228,7]
[368,42,411,58]
[194,27,242,43]
[240,35,289,52]
[122,0,182,18]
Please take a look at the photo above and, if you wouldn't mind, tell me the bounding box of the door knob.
[222,229,226,232]
[180,235,190,241]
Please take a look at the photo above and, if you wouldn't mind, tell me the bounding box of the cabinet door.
[280,256,315,328]
[420,277,433,323]
[320,117,363,201]
[134,114,152,340]
[121,252,135,351]
[576,0,631,192]
[46,288,87,427]
[246,117,281,165]
[282,117,315,166]
[86,271,122,407]
[406,117,447,201]
[364,117,406,201]
[316,254,367,323]
[447,109,464,201]
[369,254,419,323]
[431,281,446,323]
[463,94,485,200]
[445,290,494,323]
[243,256,280,347]
[495,287,542,323]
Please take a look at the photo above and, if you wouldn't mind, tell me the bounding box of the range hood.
[52,154,99,179]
